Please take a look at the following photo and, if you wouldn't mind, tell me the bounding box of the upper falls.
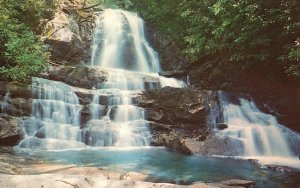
[91,9,160,73]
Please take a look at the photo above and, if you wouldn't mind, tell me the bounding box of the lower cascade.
[217,92,300,168]
[17,9,184,150]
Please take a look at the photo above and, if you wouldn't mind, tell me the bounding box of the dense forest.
[131,0,300,80]
[1,0,299,82]
[0,0,56,81]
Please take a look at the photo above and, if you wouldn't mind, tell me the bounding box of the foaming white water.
[87,9,184,147]
[91,9,160,72]
[18,78,84,150]
[217,92,300,168]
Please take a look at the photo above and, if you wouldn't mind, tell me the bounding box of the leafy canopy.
[0,0,55,81]
[131,0,300,78]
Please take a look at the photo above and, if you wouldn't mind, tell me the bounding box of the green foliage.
[131,0,300,78]
[0,0,54,81]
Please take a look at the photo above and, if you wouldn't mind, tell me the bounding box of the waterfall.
[19,78,85,150]
[17,9,184,150]
[91,9,160,72]
[217,92,300,168]
[85,9,184,147]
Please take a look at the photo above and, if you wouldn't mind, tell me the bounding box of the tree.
[0,0,55,81]
[130,0,300,78]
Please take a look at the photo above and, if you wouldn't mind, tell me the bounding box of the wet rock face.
[136,86,218,125]
[44,66,75,82]
[0,115,24,146]
[0,83,32,117]
[43,65,109,89]
[65,66,108,89]
[0,82,32,99]
[135,87,220,154]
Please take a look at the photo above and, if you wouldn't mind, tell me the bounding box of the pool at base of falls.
[15,147,300,188]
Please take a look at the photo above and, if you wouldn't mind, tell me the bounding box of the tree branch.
[79,3,102,11]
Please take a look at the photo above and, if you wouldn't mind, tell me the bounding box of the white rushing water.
[217,92,300,168]
[86,9,184,147]
[17,9,184,150]
[18,78,86,150]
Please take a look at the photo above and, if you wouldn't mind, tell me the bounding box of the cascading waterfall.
[19,78,85,150]
[217,92,300,168]
[17,9,184,150]
[85,9,184,147]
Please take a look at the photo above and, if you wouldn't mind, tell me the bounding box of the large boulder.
[65,66,108,88]
[182,134,244,156]
[43,66,75,82]
[0,82,32,117]
[136,87,218,125]
[0,115,24,146]
[135,87,219,154]
[42,0,97,65]
[6,98,32,116]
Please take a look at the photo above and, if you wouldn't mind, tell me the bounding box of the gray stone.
[0,115,24,146]
[136,87,217,125]
[65,66,108,89]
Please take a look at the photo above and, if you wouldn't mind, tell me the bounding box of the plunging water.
[217,92,300,168]
[18,9,183,150]
[85,9,184,147]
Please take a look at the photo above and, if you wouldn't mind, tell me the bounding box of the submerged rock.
[264,165,294,172]
[211,179,255,188]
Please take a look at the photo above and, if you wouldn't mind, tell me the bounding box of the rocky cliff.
[42,0,99,65]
